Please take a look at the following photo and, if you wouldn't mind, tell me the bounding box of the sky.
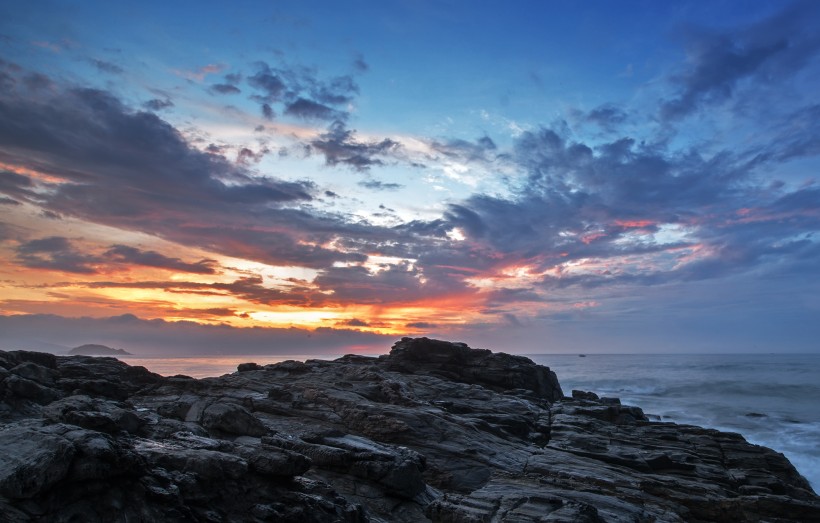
[0,0,818,356]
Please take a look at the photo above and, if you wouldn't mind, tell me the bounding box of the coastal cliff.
[1,338,817,522]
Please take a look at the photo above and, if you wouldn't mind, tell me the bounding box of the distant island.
[68,343,132,356]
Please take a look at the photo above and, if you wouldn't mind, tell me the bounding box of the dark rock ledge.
[0,338,817,522]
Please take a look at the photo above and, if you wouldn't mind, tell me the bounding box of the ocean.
[120,352,820,491]
[530,353,820,492]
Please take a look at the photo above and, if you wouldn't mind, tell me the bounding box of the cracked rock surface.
[1,338,817,522]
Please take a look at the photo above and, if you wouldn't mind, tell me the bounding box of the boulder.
[385,337,563,401]
[0,421,76,499]
[199,402,268,437]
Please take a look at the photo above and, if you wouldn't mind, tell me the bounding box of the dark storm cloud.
[104,245,218,274]
[0,196,20,205]
[309,121,401,171]
[661,1,820,120]
[16,236,100,274]
[88,58,123,75]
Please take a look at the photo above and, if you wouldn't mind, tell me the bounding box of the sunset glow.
[1,1,818,355]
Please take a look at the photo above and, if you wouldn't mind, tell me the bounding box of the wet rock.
[0,421,76,499]
[572,389,599,400]
[4,374,60,404]
[43,395,144,434]
[199,401,268,437]
[240,444,311,477]
[0,342,818,522]
[386,337,563,401]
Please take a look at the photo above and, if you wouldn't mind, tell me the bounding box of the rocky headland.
[1,337,817,522]
[68,344,132,356]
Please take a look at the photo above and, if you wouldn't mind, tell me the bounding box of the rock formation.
[0,338,817,522]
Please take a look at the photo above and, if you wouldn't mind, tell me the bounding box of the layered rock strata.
[0,338,817,522]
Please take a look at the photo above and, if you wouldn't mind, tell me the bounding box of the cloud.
[83,274,315,307]
[0,196,20,205]
[22,73,53,91]
[104,245,218,274]
[661,1,820,120]
[143,98,174,111]
[284,98,343,121]
[0,170,36,198]
[352,54,369,73]
[16,236,100,274]
[406,321,437,329]
[209,83,241,95]
[247,62,359,122]
[248,64,287,101]
[431,136,498,163]
[429,120,820,299]
[0,76,382,270]
[358,179,403,191]
[88,58,123,75]
[309,121,401,170]
[340,318,369,327]
[173,63,225,82]
[583,104,628,130]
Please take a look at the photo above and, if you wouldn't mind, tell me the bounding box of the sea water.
[121,352,820,491]
[530,353,820,492]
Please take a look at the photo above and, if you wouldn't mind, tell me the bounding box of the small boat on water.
[578,354,586,357]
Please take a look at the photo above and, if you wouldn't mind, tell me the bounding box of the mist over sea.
[121,352,820,492]
[532,353,820,492]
